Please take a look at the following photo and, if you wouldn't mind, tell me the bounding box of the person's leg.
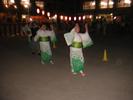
[80,70,86,77]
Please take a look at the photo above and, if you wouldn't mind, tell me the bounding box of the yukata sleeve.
[80,32,93,48]
[64,28,75,46]
[64,32,74,46]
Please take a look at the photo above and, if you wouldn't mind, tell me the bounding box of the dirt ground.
[0,36,133,100]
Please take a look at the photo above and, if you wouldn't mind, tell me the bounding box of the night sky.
[45,0,83,15]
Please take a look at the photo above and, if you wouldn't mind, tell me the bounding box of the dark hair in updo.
[76,21,86,33]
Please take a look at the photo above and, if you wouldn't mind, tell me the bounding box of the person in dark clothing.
[30,23,40,55]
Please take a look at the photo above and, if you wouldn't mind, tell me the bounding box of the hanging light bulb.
[47,12,50,17]
[74,16,76,21]
[55,14,57,18]
[69,17,71,21]
[89,15,92,19]
[78,16,81,21]
[60,15,63,20]
[65,16,68,21]
[42,10,45,15]
[82,16,86,20]
[37,8,40,14]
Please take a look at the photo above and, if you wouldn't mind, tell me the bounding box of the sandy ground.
[0,36,133,100]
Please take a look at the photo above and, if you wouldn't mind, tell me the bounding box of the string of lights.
[0,0,132,22]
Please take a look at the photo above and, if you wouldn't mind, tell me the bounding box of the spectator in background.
[30,22,40,54]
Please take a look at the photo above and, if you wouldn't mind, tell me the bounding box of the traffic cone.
[103,49,108,62]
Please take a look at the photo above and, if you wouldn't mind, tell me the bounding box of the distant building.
[0,0,132,23]
[80,0,133,21]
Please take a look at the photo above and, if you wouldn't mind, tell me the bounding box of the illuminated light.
[113,16,116,19]
[92,2,95,6]
[25,1,30,5]
[53,14,57,19]
[42,10,45,15]
[21,0,30,8]
[47,12,50,17]
[74,16,77,21]
[78,16,81,21]
[37,8,40,14]
[22,15,26,19]
[65,16,68,21]
[10,0,15,4]
[124,0,131,4]
[24,5,29,8]
[30,18,33,21]
[69,17,71,21]
[98,16,101,19]
[82,16,86,20]
[14,5,17,9]
[60,15,63,20]
[54,14,57,18]
[109,1,114,5]
[100,1,107,6]
[89,15,92,19]
[110,13,113,15]
[96,16,98,19]
[5,4,8,8]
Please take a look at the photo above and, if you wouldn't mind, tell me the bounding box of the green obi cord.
[41,51,52,63]
[72,57,84,73]
[72,41,82,48]
[39,36,49,42]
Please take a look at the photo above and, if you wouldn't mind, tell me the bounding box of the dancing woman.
[34,24,56,64]
[64,23,93,76]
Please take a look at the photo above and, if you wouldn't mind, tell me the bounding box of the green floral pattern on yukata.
[41,51,52,63]
[72,57,84,73]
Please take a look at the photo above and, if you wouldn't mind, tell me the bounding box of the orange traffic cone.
[103,49,108,62]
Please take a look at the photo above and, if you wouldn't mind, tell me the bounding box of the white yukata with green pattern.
[34,29,56,63]
[64,29,93,73]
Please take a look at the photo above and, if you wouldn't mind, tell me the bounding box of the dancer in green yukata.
[34,24,56,64]
[64,23,93,77]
